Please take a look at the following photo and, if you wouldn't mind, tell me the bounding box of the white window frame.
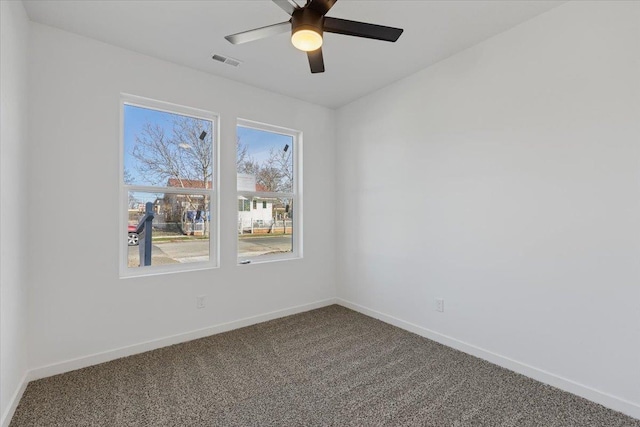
[120,94,219,278]
[237,119,303,264]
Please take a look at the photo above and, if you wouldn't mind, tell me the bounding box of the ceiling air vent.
[211,54,243,67]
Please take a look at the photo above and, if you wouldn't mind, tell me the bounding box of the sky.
[237,125,293,167]
[124,104,295,216]
[123,104,213,187]
[124,104,293,188]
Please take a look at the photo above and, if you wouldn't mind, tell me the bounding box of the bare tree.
[267,146,292,192]
[132,117,212,187]
[130,116,212,234]
[237,138,261,179]
[123,168,139,209]
[237,138,249,172]
[236,140,292,193]
[123,168,134,185]
[256,165,283,192]
[172,116,213,189]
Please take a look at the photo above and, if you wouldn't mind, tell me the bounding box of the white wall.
[337,0,640,418]
[27,23,336,371]
[0,0,30,423]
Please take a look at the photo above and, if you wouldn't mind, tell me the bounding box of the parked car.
[128,225,139,246]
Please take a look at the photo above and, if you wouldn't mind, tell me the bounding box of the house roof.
[167,178,212,189]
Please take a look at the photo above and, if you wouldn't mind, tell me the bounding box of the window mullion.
[238,191,293,199]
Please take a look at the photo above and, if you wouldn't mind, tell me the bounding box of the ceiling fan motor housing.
[292,8,324,38]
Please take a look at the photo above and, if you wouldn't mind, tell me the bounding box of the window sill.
[120,262,219,279]
[237,253,302,266]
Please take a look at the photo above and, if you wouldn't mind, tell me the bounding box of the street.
[128,235,292,267]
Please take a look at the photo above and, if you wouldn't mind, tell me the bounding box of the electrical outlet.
[196,295,206,309]
[435,298,444,313]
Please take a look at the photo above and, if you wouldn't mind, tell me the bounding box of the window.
[121,94,218,277]
[237,120,301,263]
[238,199,250,212]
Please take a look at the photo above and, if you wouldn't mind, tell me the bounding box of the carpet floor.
[10,305,640,426]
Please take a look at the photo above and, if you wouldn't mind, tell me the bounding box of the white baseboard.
[16,297,639,423]
[1,372,28,427]
[28,297,337,382]
[336,298,640,421]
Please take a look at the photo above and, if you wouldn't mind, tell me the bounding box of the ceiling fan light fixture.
[291,8,324,52]
[291,29,322,51]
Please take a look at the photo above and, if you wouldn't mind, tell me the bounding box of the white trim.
[296,129,303,258]
[28,298,337,381]
[121,93,217,123]
[236,251,301,266]
[1,372,28,427]
[238,191,293,199]
[212,108,221,268]
[336,298,640,421]
[237,118,299,138]
[125,185,212,195]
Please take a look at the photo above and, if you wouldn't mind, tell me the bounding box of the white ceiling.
[22,0,565,109]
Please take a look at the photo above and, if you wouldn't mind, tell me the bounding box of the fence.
[181,210,210,236]
[238,218,293,234]
[182,219,209,236]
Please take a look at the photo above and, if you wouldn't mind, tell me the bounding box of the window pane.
[237,126,293,193]
[127,191,210,268]
[124,104,213,189]
[238,197,293,260]
[238,199,250,212]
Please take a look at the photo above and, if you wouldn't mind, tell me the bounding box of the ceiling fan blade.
[307,0,338,15]
[307,48,325,73]
[272,0,297,16]
[324,17,403,42]
[225,21,291,45]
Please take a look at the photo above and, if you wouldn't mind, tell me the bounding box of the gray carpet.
[10,305,640,426]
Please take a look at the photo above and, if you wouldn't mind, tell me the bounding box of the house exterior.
[238,173,277,233]
[157,176,282,235]
[164,178,211,236]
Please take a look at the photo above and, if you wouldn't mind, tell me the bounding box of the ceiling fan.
[224,0,404,74]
